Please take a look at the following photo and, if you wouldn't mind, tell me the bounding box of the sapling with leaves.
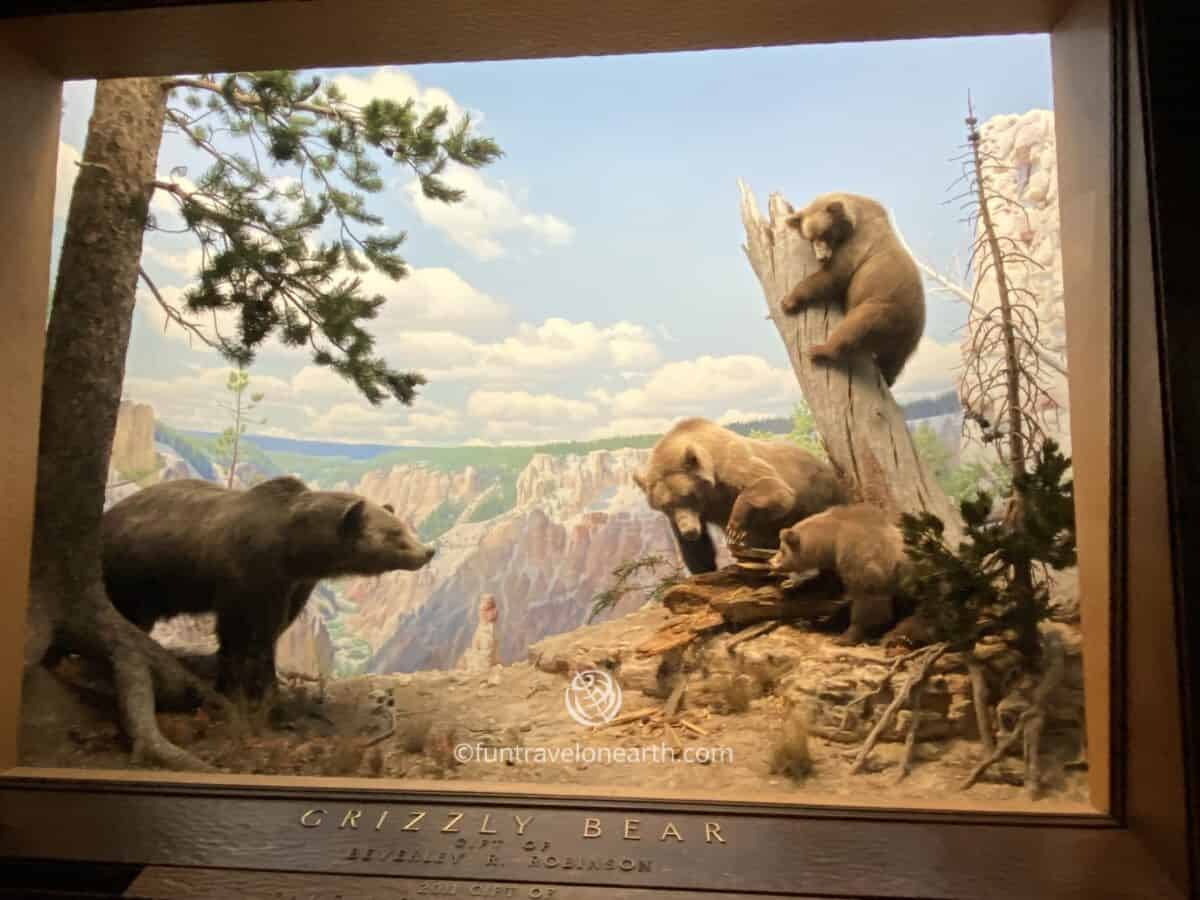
[213,368,266,488]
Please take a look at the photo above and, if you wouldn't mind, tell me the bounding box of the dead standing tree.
[955,101,1061,659]
[737,179,960,541]
[957,104,1059,496]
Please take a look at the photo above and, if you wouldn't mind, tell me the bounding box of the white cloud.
[608,354,799,418]
[478,420,577,443]
[149,171,199,223]
[486,319,657,372]
[718,409,777,425]
[307,400,461,442]
[143,245,205,277]
[467,390,597,423]
[358,266,511,338]
[330,69,573,261]
[136,282,243,351]
[123,362,463,444]
[123,367,295,432]
[891,336,961,401]
[372,317,660,382]
[289,364,356,400]
[54,141,81,220]
[333,67,473,126]
[586,416,679,440]
[405,165,574,261]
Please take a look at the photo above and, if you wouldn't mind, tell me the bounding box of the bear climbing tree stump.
[737,180,961,540]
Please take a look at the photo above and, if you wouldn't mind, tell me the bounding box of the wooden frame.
[0,0,1195,896]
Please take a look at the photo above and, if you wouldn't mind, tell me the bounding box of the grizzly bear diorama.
[781,192,926,387]
[770,503,908,645]
[102,476,435,700]
[633,418,847,574]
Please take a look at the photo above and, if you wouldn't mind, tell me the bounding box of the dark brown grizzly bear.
[633,418,847,574]
[781,192,926,387]
[102,476,435,699]
[770,503,908,645]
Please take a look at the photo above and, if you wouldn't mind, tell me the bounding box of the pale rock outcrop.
[110,401,156,477]
[457,594,499,672]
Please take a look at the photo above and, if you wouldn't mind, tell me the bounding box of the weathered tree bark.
[27,79,218,769]
[738,180,961,540]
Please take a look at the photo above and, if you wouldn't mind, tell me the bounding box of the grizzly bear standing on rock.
[633,418,847,574]
[782,192,925,386]
[770,503,908,645]
[102,476,435,700]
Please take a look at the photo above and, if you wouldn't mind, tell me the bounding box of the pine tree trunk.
[738,180,961,539]
[27,78,217,769]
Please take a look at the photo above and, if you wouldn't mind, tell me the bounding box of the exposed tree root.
[966,655,995,755]
[960,633,1065,798]
[851,642,948,775]
[41,577,227,773]
[894,681,924,783]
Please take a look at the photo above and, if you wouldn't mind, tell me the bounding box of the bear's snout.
[424,546,436,562]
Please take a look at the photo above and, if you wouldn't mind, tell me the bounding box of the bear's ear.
[681,443,715,486]
[825,200,844,217]
[632,470,649,493]
[782,528,801,549]
[383,503,395,514]
[339,499,368,538]
[784,212,803,230]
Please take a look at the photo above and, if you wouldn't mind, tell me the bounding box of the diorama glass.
[20,35,1090,811]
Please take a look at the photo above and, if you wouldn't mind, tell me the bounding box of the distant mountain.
[181,431,397,461]
[166,393,963,488]
[901,390,962,421]
[725,390,961,437]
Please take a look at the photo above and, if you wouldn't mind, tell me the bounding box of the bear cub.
[634,418,847,575]
[102,476,435,700]
[770,503,908,645]
[781,192,926,387]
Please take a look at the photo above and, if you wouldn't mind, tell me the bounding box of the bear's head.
[632,442,718,542]
[785,193,858,263]
[284,490,435,577]
[769,524,809,573]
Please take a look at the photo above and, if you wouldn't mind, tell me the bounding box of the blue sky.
[52,34,1054,446]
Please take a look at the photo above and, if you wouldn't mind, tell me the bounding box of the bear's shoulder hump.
[247,476,310,502]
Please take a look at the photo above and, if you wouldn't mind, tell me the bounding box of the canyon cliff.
[335,448,704,675]
[109,401,156,480]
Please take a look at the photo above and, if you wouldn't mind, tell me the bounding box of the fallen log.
[640,565,849,656]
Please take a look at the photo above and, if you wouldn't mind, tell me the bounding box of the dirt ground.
[20,640,1090,810]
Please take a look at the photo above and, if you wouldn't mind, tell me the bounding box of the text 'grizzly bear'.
[770,503,908,645]
[102,476,435,700]
[633,418,847,575]
[782,192,925,386]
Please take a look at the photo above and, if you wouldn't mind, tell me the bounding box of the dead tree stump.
[738,180,960,539]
